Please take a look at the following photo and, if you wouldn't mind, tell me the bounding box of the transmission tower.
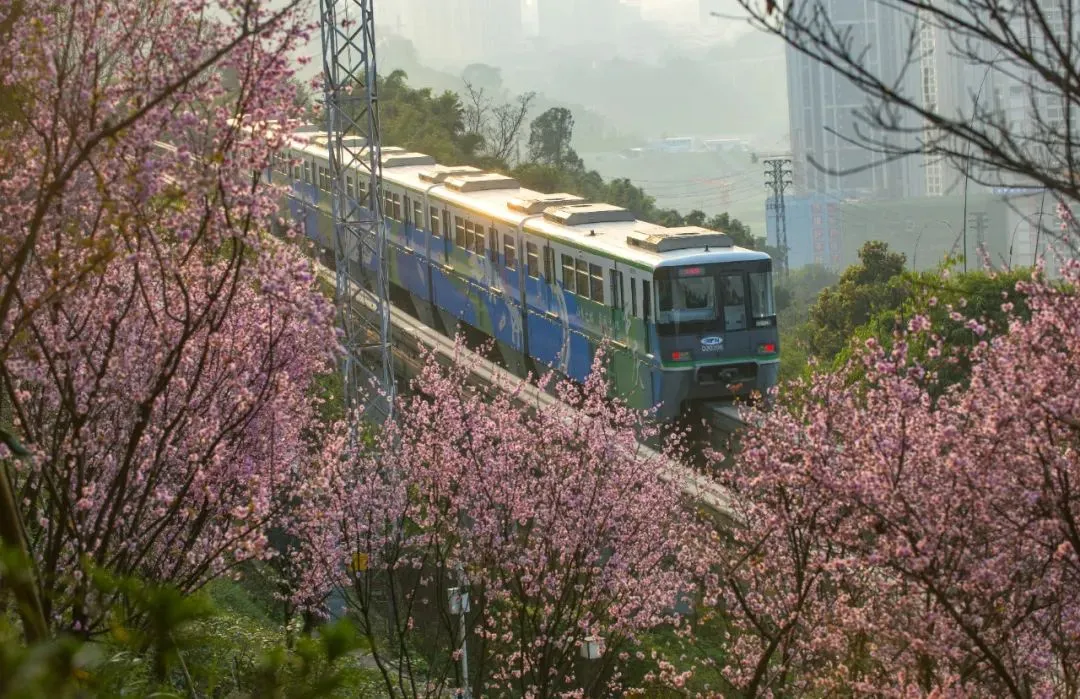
[319,0,395,421]
[967,211,989,253]
[764,157,793,277]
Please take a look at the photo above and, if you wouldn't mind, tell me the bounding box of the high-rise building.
[785,0,925,200]
[787,0,1075,202]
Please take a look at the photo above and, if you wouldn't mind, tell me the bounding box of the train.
[258,125,779,420]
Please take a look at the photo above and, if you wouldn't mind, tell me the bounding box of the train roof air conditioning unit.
[507,193,586,215]
[626,226,733,253]
[543,203,635,227]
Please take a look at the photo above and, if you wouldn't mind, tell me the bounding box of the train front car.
[647,238,779,418]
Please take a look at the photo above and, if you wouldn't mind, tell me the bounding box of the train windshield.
[748,270,775,320]
[655,263,776,334]
[657,272,716,323]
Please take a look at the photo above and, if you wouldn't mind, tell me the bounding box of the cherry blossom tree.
[719,256,1080,696]
[0,0,338,638]
[299,347,719,698]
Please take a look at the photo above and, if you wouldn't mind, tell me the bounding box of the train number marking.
[700,336,724,351]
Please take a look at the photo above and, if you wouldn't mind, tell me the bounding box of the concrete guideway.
[313,262,740,519]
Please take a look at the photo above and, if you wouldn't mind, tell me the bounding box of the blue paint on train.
[263,164,779,419]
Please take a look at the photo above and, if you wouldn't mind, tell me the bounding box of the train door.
[642,279,653,356]
[440,209,451,264]
[542,244,556,309]
[609,264,625,343]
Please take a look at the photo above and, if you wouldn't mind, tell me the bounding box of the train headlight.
[671,350,694,362]
[757,343,777,354]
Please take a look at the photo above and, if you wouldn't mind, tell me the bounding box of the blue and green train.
[266,129,779,420]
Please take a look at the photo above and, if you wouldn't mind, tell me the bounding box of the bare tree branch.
[462,80,534,165]
[735,0,1080,207]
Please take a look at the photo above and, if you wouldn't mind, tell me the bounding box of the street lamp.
[449,571,472,699]
[580,635,605,661]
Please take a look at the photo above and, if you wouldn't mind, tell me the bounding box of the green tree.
[705,212,758,249]
[839,264,1036,393]
[376,71,767,260]
[527,107,583,170]
[807,241,908,360]
[377,69,483,164]
[773,264,841,382]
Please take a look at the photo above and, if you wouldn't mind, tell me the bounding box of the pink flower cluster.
[723,262,1080,696]
[297,346,719,696]
[1,0,336,633]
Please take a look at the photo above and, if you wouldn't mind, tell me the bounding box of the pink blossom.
[721,263,1080,696]
[1,0,334,634]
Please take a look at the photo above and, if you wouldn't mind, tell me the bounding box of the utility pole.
[319,0,395,422]
[764,157,793,277]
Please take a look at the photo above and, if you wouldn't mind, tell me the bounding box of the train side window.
[630,278,638,316]
[345,175,354,199]
[504,234,517,270]
[384,192,394,219]
[454,216,466,248]
[443,211,451,241]
[303,160,312,183]
[475,225,486,255]
[543,246,555,280]
[526,242,540,279]
[589,264,604,303]
[642,280,652,321]
[429,207,441,237]
[464,221,477,253]
[487,227,499,263]
[561,254,576,294]
[610,269,624,310]
[575,259,589,299]
[318,165,330,191]
[720,274,748,331]
[392,194,401,221]
[413,200,424,230]
[403,195,411,224]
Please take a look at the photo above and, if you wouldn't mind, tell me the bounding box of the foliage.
[527,106,584,171]
[773,264,840,382]
[718,259,1080,697]
[837,263,1036,392]
[298,346,719,698]
[0,551,381,698]
[379,70,485,165]
[806,241,909,360]
[375,71,768,249]
[0,0,340,637]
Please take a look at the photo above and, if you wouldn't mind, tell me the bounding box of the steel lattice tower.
[764,157,793,278]
[319,0,395,421]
